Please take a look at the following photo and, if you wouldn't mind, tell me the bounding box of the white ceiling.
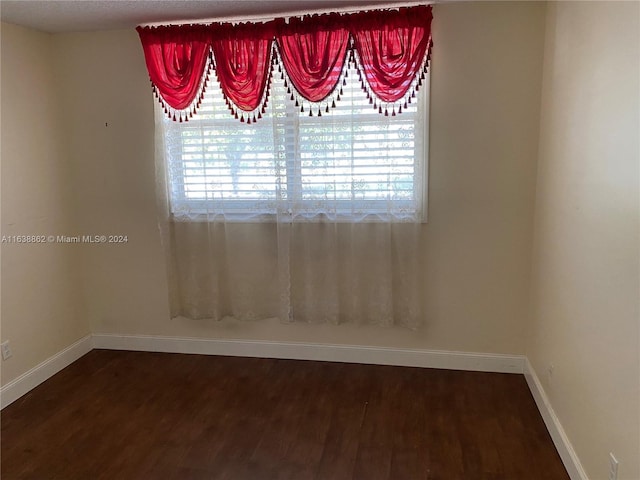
[0,0,418,34]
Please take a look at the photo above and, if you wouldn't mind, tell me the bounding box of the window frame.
[161,72,430,224]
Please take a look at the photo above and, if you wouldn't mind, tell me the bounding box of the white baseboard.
[0,333,524,409]
[524,358,588,480]
[91,333,525,374]
[1,334,93,409]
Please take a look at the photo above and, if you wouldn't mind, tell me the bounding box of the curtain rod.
[138,1,431,28]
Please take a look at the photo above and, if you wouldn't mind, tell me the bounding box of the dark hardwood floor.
[1,350,569,480]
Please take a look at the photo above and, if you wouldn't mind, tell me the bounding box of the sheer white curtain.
[154,68,426,328]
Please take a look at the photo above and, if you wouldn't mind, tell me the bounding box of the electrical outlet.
[1,340,12,360]
[609,452,619,480]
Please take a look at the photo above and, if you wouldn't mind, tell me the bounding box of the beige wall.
[50,1,545,354]
[527,2,640,479]
[0,23,89,386]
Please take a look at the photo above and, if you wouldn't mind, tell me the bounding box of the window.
[161,64,428,222]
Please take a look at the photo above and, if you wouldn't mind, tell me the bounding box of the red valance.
[136,5,433,122]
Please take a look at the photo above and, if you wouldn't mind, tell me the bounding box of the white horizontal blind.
[162,62,427,222]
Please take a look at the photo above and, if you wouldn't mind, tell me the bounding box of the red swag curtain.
[352,7,433,103]
[137,25,211,115]
[136,5,433,122]
[276,14,350,103]
[211,22,276,117]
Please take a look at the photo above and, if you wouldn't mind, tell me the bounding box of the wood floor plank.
[1,350,570,480]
